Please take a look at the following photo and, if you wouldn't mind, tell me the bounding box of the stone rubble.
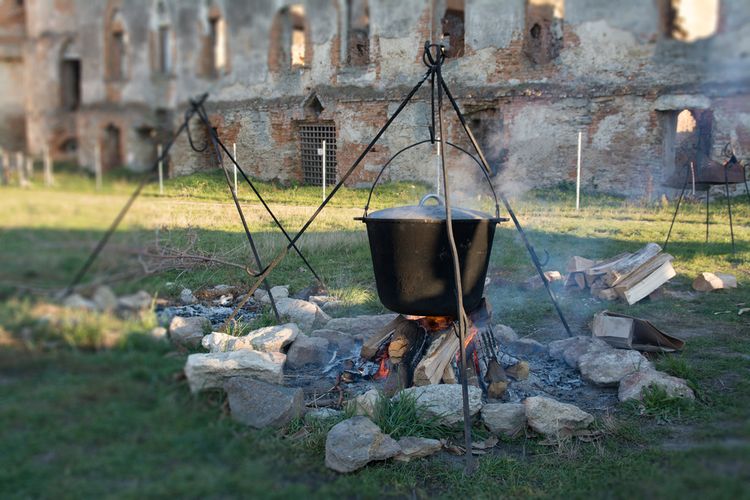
[324,416,401,473]
[202,323,299,353]
[117,290,153,311]
[285,334,331,369]
[184,350,285,393]
[352,389,380,417]
[394,437,443,462]
[180,288,198,305]
[224,377,304,429]
[92,286,118,311]
[254,285,290,305]
[275,298,331,332]
[548,336,612,369]
[323,314,400,341]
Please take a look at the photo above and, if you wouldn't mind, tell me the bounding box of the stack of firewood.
[564,243,676,305]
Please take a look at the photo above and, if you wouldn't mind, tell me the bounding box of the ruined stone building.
[1,0,748,197]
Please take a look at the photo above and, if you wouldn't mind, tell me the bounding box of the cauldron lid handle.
[419,193,444,207]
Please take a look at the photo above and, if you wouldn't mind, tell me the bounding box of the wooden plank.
[619,261,677,305]
[584,252,633,277]
[603,243,662,287]
[614,253,673,292]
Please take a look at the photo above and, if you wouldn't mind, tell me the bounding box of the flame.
[463,324,479,349]
[417,315,455,332]
[374,356,390,380]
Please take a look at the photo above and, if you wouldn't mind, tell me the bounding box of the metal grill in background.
[300,124,337,186]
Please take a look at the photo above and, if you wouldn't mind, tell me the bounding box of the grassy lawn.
[1,171,749,498]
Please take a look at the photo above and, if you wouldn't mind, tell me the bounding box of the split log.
[692,272,737,292]
[566,256,595,273]
[584,252,633,278]
[387,321,423,364]
[602,243,662,287]
[413,329,459,386]
[441,361,458,384]
[615,260,676,305]
[361,316,408,359]
[613,253,673,294]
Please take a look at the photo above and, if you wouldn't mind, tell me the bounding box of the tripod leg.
[706,187,710,244]
[724,171,736,255]
[663,168,690,251]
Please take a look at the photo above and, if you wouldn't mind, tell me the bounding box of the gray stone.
[524,396,594,438]
[325,416,401,473]
[224,377,304,429]
[548,336,612,369]
[324,314,400,341]
[169,316,210,348]
[117,290,153,311]
[92,286,118,311]
[310,329,357,354]
[309,295,340,307]
[203,324,300,353]
[352,389,381,417]
[394,437,443,462]
[507,338,548,357]
[184,350,285,393]
[305,408,343,423]
[275,298,330,332]
[493,324,519,344]
[62,293,97,311]
[578,349,652,387]
[285,335,331,369]
[254,285,290,305]
[618,369,696,402]
[396,384,483,425]
[180,288,197,305]
[481,403,526,437]
[150,326,168,341]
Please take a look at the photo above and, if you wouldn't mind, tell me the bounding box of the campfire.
[350,300,530,399]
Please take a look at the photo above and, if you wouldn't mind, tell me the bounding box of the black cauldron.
[356,194,507,316]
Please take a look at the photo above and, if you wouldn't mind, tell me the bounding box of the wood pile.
[564,243,676,305]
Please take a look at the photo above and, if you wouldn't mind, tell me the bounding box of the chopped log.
[441,361,458,384]
[584,252,633,277]
[361,315,408,359]
[575,272,587,289]
[613,253,673,293]
[586,273,604,288]
[413,329,459,386]
[544,270,564,282]
[383,363,409,396]
[592,311,634,348]
[565,272,587,289]
[485,360,508,399]
[616,260,677,305]
[387,321,422,364]
[692,272,738,292]
[593,287,618,301]
[567,256,596,273]
[505,361,529,381]
[602,243,662,287]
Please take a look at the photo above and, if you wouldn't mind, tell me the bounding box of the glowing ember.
[374,355,390,380]
[417,315,454,332]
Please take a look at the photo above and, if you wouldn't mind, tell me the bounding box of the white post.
[576,131,582,211]
[26,157,33,184]
[157,144,164,196]
[435,137,442,196]
[232,142,238,196]
[94,142,102,191]
[321,140,327,201]
[43,145,53,186]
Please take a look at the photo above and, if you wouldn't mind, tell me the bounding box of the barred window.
[299,124,337,186]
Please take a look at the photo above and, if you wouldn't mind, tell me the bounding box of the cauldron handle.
[419,193,444,206]
[362,140,501,218]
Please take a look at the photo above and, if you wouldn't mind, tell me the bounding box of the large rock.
[394,437,443,462]
[325,416,401,473]
[275,298,330,332]
[224,377,304,429]
[618,369,696,402]
[92,286,118,311]
[396,384,483,425]
[493,324,519,344]
[169,316,210,348]
[506,338,548,357]
[117,290,153,311]
[184,350,285,393]
[202,323,299,353]
[481,403,526,437]
[548,336,611,369]
[524,396,594,437]
[324,314,400,341]
[578,349,652,386]
[254,285,290,305]
[285,335,330,369]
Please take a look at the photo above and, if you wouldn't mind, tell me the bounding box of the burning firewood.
[413,328,460,386]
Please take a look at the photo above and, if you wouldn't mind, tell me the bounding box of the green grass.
[1,171,749,497]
